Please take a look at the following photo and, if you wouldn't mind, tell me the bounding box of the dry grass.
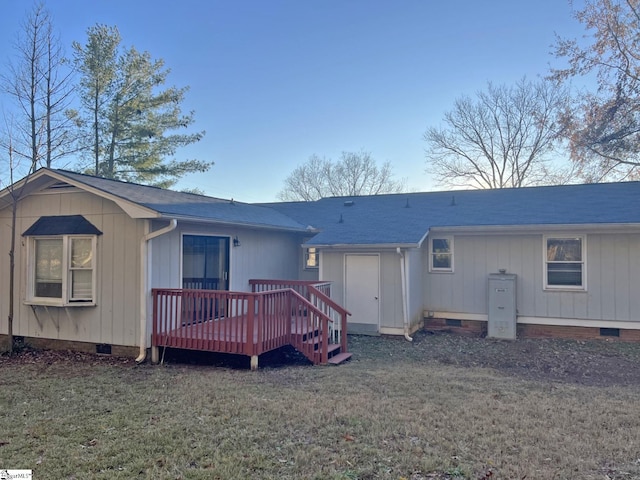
[1,333,640,479]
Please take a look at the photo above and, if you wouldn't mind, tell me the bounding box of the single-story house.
[1,168,640,366]
[266,182,640,342]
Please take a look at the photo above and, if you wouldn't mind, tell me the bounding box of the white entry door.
[345,254,380,334]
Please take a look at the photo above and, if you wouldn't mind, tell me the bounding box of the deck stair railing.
[249,279,349,354]
[152,280,350,367]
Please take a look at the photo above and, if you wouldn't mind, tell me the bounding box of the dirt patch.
[350,330,640,388]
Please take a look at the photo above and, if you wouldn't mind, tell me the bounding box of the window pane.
[432,254,451,269]
[182,235,228,290]
[432,238,451,254]
[71,270,93,299]
[547,238,581,262]
[71,238,92,268]
[35,239,63,298]
[548,263,582,286]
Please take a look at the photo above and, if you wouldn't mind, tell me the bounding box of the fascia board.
[427,223,640,235]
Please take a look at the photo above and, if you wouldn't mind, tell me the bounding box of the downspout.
[136,219,178,363]
[396,247,413,342]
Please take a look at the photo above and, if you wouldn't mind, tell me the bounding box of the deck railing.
[152,285,338,364]
[249,279,349,353]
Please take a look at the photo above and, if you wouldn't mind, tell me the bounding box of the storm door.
[182,235,230,291]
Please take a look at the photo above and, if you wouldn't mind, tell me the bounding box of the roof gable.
[8,169,309,233]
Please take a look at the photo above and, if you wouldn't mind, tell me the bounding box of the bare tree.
[0,116,32,354]
[1,3,74,174]
[424,78,570,189]
[278,151,407,201]
[552,0,640,182]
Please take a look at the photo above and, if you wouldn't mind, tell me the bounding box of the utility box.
[487,273,517,340]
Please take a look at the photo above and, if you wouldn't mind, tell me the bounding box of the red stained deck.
[152,280,350,368]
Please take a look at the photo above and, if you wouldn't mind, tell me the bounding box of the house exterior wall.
[149,221,304,292]
[0,188,145,347]
[424,231,640,327]
[320,248,406,332]
[406,247,424,330]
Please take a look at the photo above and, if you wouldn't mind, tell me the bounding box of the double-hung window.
[544,236,585,290]
[429,236,453,272]
[304,247,319,270]
[24,215,101,306]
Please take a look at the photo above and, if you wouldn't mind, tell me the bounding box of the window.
[429,236,453,272]
[544,236,585,290]
[28,235,97,305]
[304,247,318,270]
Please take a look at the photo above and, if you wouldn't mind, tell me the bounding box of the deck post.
[250,355,259,370]
[151,346,160,364]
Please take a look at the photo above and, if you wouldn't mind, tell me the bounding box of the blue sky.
[0,1,587,201]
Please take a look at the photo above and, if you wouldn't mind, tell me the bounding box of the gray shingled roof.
[51,170,309,232]
[265,181,640,246]
[44,169,640,246]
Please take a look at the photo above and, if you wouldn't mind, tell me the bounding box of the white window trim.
[543,234,587,291]
[26,235,98,307]
[304,246,319,270]
[429,235,454,273]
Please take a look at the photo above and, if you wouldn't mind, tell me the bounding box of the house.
[2,169,640,367]
[266,182,640,342]
[0,168,349,368]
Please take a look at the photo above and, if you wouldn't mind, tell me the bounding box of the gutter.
[396,247,413,342]
[304,242,421,250]
[157,214,311,233]
[136,219,178,363]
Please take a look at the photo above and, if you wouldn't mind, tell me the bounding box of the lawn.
[1,332,640,479]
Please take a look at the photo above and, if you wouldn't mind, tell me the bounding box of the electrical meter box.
[487,273,517,340]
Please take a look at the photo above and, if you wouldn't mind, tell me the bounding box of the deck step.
[327,352,353,365]
[325,343,341,355]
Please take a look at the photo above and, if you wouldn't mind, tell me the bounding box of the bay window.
[28,235,97,305]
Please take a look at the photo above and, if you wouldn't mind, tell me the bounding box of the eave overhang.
[427,223,640,235]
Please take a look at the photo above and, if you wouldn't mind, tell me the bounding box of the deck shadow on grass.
[158,345,313,370]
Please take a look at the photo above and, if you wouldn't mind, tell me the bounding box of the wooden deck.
[151,280,350,368]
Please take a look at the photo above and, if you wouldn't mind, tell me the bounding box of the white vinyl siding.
[424,232,640,324]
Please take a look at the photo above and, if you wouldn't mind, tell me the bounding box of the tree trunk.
[7,199,17,354]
